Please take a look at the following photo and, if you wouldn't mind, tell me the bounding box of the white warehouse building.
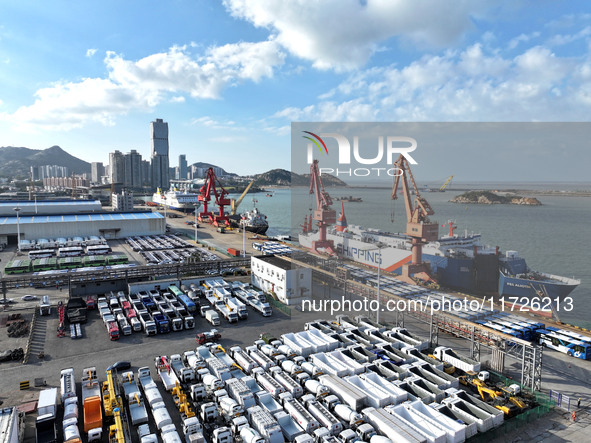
[251,255,311,306]
[0,211,165,244]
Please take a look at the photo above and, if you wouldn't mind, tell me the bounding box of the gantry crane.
[197,167,231,227]
[392,154,439,283]
[308,160,337,254]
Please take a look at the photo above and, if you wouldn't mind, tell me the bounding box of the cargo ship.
[229,206,269,235]
[299,220,580,300]
[148,187,201,212]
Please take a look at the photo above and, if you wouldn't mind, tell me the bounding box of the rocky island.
[451,190,542,205]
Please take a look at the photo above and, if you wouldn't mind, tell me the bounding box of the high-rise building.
[141,160,151,187]
[179,155,187,180]
[150,118,169,189]
[124,150,143,188]
[109,151,125,184]
[91,162,104,183]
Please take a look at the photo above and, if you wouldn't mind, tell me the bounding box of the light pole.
[13,207,21,253]
[241,219,246,257]
[195,205,198,245]
[368,242,385,324]
[377,247,382,325]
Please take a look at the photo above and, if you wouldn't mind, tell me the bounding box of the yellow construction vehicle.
[101,370,122,418]
[108,408,126,443]
[460,371,527,417]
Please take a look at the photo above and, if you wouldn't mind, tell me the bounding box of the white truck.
[273,410,306,441]
[247,406,283,443]
[318,374,367,412]
[253,368,286,398]
[225,377,257,409]
[300,394,343,436]
[226,296,248,319]
[362,406,427,443]
[60,368,77,403]
[205,309,221,326]
[255,391,283,415]
[154,356,180,391]
[282,397,320,434]
[139,312,157,336]
[270,368,303,398]
[170,354,196,384]
[128,392,149,425]
[433,347,481,373]
[230,346,259,373]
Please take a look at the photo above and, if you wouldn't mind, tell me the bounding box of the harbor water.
[245,184,591,328]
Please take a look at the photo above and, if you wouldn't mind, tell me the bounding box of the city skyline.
[1,2,591,181]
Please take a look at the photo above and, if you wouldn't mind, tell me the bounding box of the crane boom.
[231,179,256,215]
[439,175,454,192]
[392,155,438,283]
[308,160,336,254]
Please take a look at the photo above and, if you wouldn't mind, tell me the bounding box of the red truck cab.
[107,322,119,340]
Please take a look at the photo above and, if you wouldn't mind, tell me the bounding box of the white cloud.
[270,43,590,122]
[191,116,237,130]
[86,48,97,57]
[1,41,284,130]
[508,32,540,50]
[547,26,591,46]
[223,0,490,71]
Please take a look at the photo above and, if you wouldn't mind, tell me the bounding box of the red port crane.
[198,168,231,227]
[308,160,337,254]
[392,154,439,283]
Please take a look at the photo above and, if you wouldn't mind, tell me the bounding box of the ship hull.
[498,271,579,300]
[299,230,579,297]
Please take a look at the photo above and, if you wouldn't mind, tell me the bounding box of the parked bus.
[537,330,591,360]
[553,329,591,346]
[86,245,111,255]
[489,319,531,341]
[169,285,197,313]
[106,255,129,265]
[57,246,84,257]
[5,259,31,274]
[82,256,107,267]
[32,258,59,272]
[28,249,55,260]
[58,257,83,269]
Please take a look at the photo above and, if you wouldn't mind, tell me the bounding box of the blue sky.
[1,1,590,180]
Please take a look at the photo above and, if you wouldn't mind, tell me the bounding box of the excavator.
[459,370,528,417]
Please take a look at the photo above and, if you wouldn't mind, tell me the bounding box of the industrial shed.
[0,211,164,243]
[0,199,102,216]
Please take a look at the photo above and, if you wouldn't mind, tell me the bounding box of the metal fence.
[265,295,291,316]
[549,390,574,411]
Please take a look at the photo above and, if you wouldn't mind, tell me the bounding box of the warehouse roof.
[1,199,101,208]
[0,211,164,225]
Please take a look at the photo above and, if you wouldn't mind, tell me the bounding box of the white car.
[21,295,38,301]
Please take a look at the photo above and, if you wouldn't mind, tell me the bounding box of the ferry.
[148,187,201,212]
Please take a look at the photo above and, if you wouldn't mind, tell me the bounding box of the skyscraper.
[179,154,188,180]
[124,150,143,188]
[109,151,125,184]
[91,162,104,183]
[150,118,169,189]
